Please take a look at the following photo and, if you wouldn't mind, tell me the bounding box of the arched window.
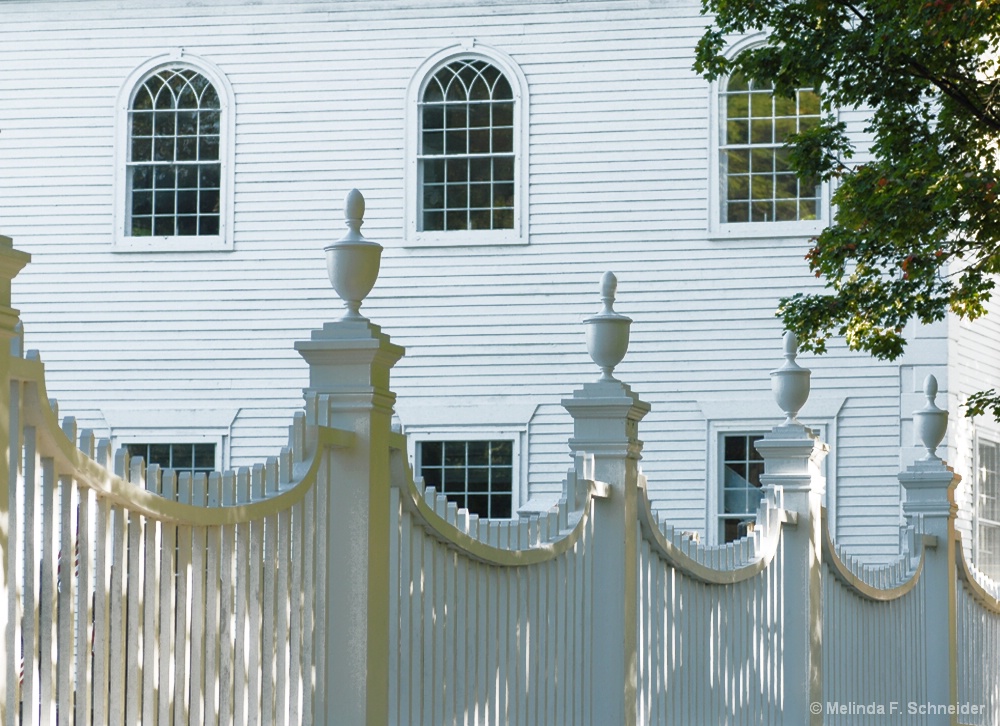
[419,59,515,232]
[406,45,528,246]
[719,72,822,225]
[115,54,233,251]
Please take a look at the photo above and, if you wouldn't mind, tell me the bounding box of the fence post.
[0,235,29,726]
[898,375,959,725]
[755,332,827,726]
[562,273,649,726]
[294,192,403,726]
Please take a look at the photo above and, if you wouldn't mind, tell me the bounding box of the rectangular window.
[719,433,765,543]
[977,440,1000,580]
[417,439,514,519]
[126,442,216,476]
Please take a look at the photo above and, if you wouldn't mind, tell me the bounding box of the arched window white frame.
[114,52,235,252]
[708,36,830,238]
[405,42,529,247]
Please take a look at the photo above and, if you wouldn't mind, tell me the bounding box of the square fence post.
[755,332,828,725]
[899,375,960,725]
[756,422,828,726]
[294,192,404,726]
[0,234,29,726]
[563,272,650,726]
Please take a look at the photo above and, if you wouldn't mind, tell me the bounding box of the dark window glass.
[418,439,515,519]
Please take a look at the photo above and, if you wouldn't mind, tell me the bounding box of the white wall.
[0,0,964,556]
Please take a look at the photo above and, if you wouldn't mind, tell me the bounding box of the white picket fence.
[1,203,999,726]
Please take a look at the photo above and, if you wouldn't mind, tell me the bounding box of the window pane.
[494,156,514,182]
[198,216,220,235]
[445,129,467,155]
[726,93,749,119]
[444,441,466,466]
[423,105,444,130]
[470,210,491,229]
[443,467,465,492]
[176,215,197,235]
[724,435,746,461]
[727,202,749,223]
[132,191,152,216]
[491,496,511,519]
[726,120,748,145]
[467,495,489,518]
[200,165,221,189]
[177,136,197,160]
[469,128,490,154]
[467,468,489,492]
[200,189,220,214]
[199,110,220,135]
[153,216,175,236]
[798,89,821,115]
[176,111,198,135]
[154,190,175,214]
[154,137,175,161]
[422,129,444,155]
[198,136,220,161]
[492,208,513,229]
[193,443,215,469]
[177,190,197,215]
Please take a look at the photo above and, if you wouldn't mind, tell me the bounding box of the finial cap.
[914,374,948,460]
[324,189,383,320]
[584,272,631,382]
[770,331,810,424]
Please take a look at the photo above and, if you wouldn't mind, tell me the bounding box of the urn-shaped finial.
[914,375,948,460]
[770,331,811,424]
[584,272,631,382]
[324,189,382,320]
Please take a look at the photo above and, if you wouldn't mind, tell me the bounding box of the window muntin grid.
[419,59,515,232]
[418,440,514,519]
[720,433,765,543]
[128,67,221,238]
[977,440,1000,580]
[125,442,216,476]
[721,73,822,224]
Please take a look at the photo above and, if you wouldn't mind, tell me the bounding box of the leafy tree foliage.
[695,0,1000,417]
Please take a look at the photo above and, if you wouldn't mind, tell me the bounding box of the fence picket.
[38,457,56,726]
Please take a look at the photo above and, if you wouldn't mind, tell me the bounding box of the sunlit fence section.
[636,479,789,725]
[387,445,601,725]
[2,338,345,725]
[2,198,1000,726]
[957,551,1000,726]
[820,521,930,726]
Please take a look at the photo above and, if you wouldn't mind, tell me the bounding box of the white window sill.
[709,220,826,241]
[113,234,233,253]
[404,229,528,248]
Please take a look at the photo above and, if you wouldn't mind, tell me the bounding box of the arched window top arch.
[422,59,513,104]
[131,67,221,113]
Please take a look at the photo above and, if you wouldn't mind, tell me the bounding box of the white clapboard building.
[1,0,998,574]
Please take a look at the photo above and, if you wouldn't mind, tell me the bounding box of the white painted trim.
[706,33,831,240]
[403,41,529,248]
[699,393,842,544]
[112,50,236,253]
[103,407,240,471]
